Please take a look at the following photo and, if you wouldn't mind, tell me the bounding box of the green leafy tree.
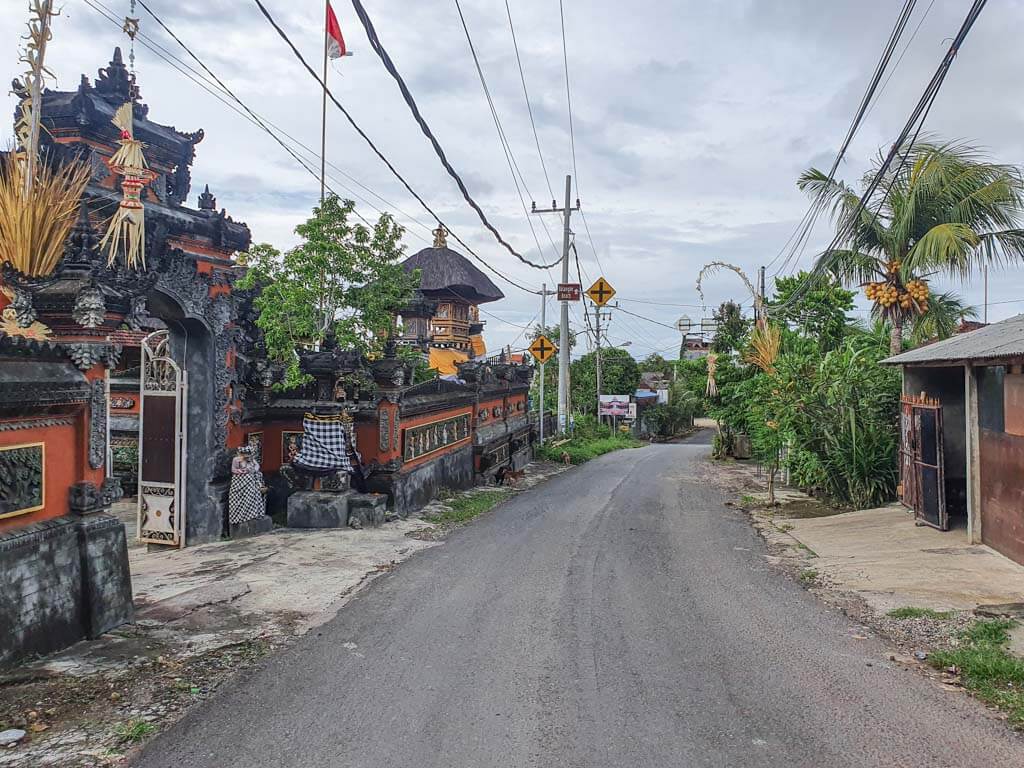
[570,346,640,416]
[237,196,418,388]
[909,291,977,346]
[768,271,855,351]
[639,353,674,378]
[800,138,1024,354]
[711,300,750,354]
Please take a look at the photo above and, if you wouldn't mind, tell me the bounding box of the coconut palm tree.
[799,139,1024,354]
[908,291,978,346]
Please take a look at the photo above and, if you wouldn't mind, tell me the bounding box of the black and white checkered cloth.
[293,414,352,472]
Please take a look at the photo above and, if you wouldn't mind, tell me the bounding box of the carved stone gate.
[137,330,188,547]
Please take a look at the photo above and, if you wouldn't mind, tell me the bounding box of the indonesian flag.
[326,2,347,59]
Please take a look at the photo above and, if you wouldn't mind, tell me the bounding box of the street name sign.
[557,283,581,301]
[529,335,558,365]
[586,277,616,306]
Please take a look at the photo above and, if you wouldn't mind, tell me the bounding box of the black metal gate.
[899,394,947,530]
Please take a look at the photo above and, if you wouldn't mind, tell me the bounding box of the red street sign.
[557,283,581,301]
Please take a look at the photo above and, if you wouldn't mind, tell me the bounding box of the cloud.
[3,0,1024,357]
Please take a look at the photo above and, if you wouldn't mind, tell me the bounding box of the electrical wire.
[770,0,989,316]
[504,0,554,202]
[770,0,922,276]
[452,0,561,277]
[250,0,542,295]
[347,0,560,270]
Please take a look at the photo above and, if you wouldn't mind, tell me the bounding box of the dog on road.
[495,465,526,486]
[560,451,572,466]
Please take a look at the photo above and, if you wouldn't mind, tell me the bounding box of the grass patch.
[114,719,156,744]
[536,435,642,465]
[740,494,757,507]
[930,620,1024,727]
[799,568,818,584]
[425,489,512,525]
[887,606,955,620]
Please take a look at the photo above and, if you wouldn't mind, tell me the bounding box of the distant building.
[398,227,503,375]
[680,335,710,360]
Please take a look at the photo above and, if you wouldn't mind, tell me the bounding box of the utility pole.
[538,283,552,444]
[758,265,767,327]
[983,264,989,324]
[595,305,602,422]
[531,175,579,434]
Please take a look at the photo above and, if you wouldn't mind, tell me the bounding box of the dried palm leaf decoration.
[746,323,781,375]
[100,102,156,269]
[706,352,719,398]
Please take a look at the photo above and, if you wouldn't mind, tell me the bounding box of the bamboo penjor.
[100,102,156,269]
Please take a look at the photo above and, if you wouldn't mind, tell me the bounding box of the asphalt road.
[134,434,1024,767]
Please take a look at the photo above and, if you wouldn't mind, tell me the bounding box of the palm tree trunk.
[889,316,903,356]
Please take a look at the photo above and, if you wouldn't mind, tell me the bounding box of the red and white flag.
[326,1,347,59]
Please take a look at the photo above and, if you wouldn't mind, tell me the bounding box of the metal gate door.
[899,394,947,530]
[137,330,188,547]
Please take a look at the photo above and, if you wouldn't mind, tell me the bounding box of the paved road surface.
[134,435,1024,767]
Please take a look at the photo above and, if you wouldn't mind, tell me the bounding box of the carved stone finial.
[432,225,448,249]
[198,183,216,211]
[95,47,139,103]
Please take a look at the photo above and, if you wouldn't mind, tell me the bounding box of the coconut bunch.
[863,259,931,317]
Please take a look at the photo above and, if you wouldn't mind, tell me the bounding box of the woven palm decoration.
[100,102,156,269]
[706,353,719,398]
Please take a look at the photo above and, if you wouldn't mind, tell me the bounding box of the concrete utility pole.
[538,283,548,444]
[595,306,602,420]
[531,175,579,434]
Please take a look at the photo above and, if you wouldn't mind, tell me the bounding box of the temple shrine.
[0,47,535,665]
[399,226,502,375]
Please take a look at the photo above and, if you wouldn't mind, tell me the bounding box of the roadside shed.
[884,315,1024,567]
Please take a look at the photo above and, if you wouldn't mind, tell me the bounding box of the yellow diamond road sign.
[529,335,558,365]
[587,276,616,306]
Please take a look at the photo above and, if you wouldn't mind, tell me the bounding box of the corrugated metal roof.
[884,314,1024,365]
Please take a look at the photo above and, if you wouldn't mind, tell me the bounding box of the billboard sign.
[599,394,630,417]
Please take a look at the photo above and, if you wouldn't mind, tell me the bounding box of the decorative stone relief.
[0,442,44,517]
[379,409,391,452]
[89,379,107,470]
[68,477,123,515]
[72,286,107,328]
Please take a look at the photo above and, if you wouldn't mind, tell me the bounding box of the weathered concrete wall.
[369,444,475,517]
[0,514,134,666]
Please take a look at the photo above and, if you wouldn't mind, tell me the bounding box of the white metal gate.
[137,330,188,548]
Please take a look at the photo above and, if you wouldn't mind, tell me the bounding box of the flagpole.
[320,0,329,205]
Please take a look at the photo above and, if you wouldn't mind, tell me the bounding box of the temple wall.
[0,514,133,666]
[0,416,83,534]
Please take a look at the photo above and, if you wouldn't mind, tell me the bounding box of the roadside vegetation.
[930,620,1024,727]
[425,488,512,525]
[888,607,954,620]
[536,416,643,465]
[676,137,1024,510]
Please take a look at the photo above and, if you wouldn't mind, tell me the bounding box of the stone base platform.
[287,491,351,528]
[347,494,388,529]
[229,515,274,539]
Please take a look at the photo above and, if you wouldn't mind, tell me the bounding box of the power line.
[771,0,989,316]
[250,0,541,296]
[771,0,922,276]
[347,0,560,271]
[504,0,554,202]
[452,0,561,278]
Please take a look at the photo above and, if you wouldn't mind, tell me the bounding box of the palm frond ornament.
[100,102,156,269]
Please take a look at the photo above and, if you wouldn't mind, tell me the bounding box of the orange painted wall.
[0,416,83,533]
[399,406,474,472]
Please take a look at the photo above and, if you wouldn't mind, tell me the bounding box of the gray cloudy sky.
[4,0,1024,357]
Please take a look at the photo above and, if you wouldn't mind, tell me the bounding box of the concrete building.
[885,315,1024,566]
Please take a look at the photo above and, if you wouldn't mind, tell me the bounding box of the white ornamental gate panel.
[137,330,188,548]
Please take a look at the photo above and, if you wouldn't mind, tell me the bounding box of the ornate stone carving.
[89,379,107,470]
[0,443,44,517]
[72,287,107,328]
[5,286,37,327]
[379,409,391,452]
[68,477,123,516]
[65,343,122,371]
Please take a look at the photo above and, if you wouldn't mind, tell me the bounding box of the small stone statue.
[228,445,265,524]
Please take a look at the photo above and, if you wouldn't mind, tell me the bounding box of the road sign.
[528,335,558,365]
[557,283,581,302]
[586,276,616,307]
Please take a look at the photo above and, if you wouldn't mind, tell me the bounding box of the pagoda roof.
[402,246,504,305]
